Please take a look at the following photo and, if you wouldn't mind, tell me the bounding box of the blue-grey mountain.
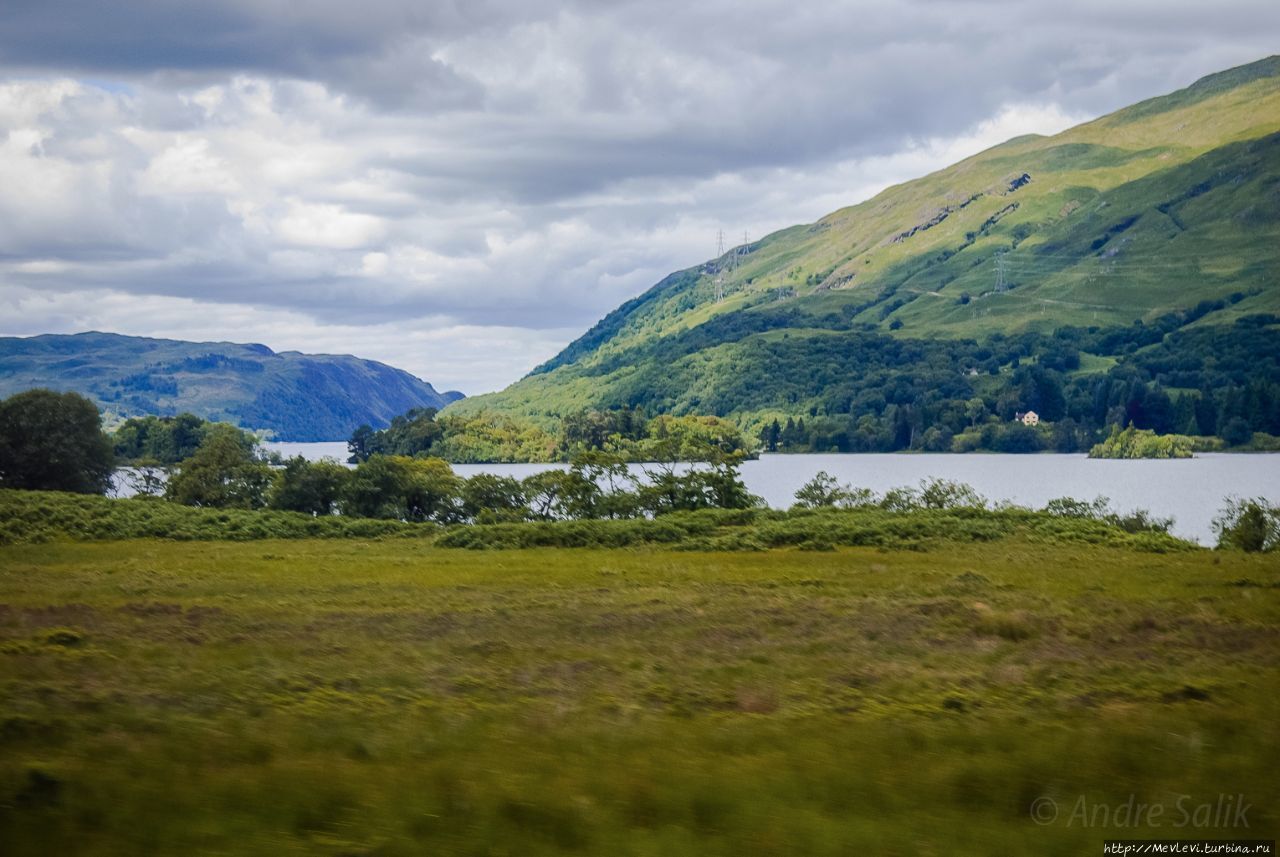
[0,332,463,441]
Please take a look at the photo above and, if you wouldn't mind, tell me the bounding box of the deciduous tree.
[0,389,114,494]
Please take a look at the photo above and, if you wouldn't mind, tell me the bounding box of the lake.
[260,442,1280,546]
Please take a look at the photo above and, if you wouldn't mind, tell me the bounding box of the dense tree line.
[163,424,759,523]
[736,313,1280,454]
[353,315,1280,459]
[0,392,281,496]
[112,413,259,464]
[348,406,753,464]
[539,291,1274,455]
[3,390,1273,552]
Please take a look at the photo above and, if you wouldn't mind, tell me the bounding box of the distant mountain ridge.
[445,56,1280,431]
[0,332,463,441]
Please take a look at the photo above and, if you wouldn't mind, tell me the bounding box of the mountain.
[450,57,1280,437]
[0,332,464,441]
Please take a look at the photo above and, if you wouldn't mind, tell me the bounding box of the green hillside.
[0,332,463,441]
[450,57,1280,450]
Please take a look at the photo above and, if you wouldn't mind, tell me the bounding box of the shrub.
[917,478,985,510]
[269,457,350,515]
[0,489,433,545]
[1042,495,1172,534]
[792,471,873,509]
[1043,497,1111,519]
[341,456,461,523]
[435,504,1192,553]
[0,484,1199,555]
[1214,497,1279,552]
[166,427,272,509]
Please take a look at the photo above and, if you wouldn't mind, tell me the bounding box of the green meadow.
[1,537,1276,855]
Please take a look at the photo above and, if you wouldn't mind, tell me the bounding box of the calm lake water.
[260,442,1280,546]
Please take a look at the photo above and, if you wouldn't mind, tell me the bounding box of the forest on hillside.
[514,305,1280,455]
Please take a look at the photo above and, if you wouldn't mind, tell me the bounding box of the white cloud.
[276,201,387,249]
[138,136,240,194]
[359,251,389,276]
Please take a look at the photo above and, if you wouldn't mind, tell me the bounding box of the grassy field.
[0,538,1277,855]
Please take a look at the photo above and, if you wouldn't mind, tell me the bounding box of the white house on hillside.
[1013,410,1040,426]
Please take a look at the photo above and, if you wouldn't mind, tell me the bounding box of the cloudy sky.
[1,1,1275,393]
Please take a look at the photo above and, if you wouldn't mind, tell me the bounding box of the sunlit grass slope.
[452,56,1280,421]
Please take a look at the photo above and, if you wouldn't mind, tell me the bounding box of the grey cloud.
[0,0,552,110]
[6,3,1278,182]
[3,0,481,74]
[2,0,1278,390]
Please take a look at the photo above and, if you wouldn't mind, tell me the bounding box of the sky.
[1,1,1276,394]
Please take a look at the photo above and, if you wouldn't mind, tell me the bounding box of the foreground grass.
[0,539,1276,855]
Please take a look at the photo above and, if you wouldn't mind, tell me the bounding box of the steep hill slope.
[452,57,1280,434]
[0,332,463,440]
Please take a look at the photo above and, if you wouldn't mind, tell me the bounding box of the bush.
[166,427,272,509]
[1043,497,1110,519]
[460,473,528,522]
[0,485,1197,554]
[1108,508,1174,535]
[878,479,987,512]
[436,503,1191,553]
[1042,495,1172,534]
[792,471,871,509]
[917,478,985,510]
[269,457,350,515]
[0,489,434,545]
[1242,432,1280,452]
[341,456,461,523]
[1214,497,1279,552]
